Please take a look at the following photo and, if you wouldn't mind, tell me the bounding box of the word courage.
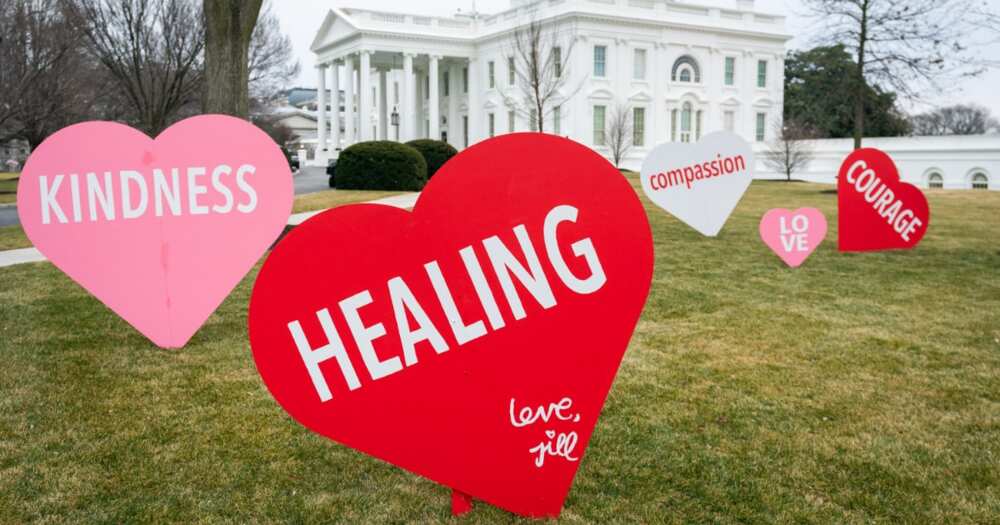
[289,204,607,402]
[844,160,923,241]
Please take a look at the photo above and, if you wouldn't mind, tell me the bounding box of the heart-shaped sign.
[838,148,929,251]
[248,133,653,517]
[759,208,827,267]
[640,131,753,236]
[18,115,293,348]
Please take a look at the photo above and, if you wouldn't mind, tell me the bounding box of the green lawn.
[0,172,18,205]
[0,189,408,251]
[1,178,998,523]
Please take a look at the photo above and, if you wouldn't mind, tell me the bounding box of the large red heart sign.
[248,134,653,517]
[838,148,930,251]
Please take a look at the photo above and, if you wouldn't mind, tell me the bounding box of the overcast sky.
[271,0,1000,117]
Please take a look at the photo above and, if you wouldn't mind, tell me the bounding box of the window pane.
[463,67,468,93]
[554,106,561,134]
[756,113,766,141]
[488,61,495,88]
[594,46,606,77]
[972,173,988,189]
[508,111,515,132]
[553,47,562,78]
[443,72,449,96]
[633,107,645,146]
[508,56,515,85]
[634,49,646,79]
[680,68,691,82]
[757,60,767,88]
[593,105,606,145]
[463,115,469,147]
[725,57,735,85]
[489,113,495,137]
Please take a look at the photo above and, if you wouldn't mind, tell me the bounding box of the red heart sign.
[248,134,653,517]
[838,148,930,252]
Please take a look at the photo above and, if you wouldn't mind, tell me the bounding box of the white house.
[309,0,789,168]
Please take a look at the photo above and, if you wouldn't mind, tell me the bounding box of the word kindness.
[289,204,607,402]
[648,153,747,191]
[37,164,259,225]
[843,159,923,241]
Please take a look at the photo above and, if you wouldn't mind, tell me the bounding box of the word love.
[289,204,607,402]
[837,148,929,252]
[759,208,827,267]
[509,397,581,468]
[38,164,258,225]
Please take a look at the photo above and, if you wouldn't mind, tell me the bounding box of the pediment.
[310,9,360,53]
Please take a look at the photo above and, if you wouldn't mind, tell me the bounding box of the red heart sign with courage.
[838,148,930,252]
[247,133,654,517]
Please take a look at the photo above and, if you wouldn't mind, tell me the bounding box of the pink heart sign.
[758,208,827,267]
[17,115,293,348]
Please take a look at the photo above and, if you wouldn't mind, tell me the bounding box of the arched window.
[681,102,692,142]
[972,172,989,190]
[927,172,944,189]
[671,55,701,83]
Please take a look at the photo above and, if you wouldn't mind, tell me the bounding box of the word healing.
[288,204,607,402]
[509,397,581,468]
[648,153,747,191]
[844,160,923,241]
[38,164,259,225]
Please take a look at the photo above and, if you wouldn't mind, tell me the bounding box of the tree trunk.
[853,0,869,150]
[203,0,263,118]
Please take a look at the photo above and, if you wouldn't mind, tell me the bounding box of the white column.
[379,69,388,140]
[429,55,441,141]
[344,54,356,145]
[415,67,424,139]
[316,63,328,155]
[403,53,415,141]
[467,57,481,146]
[330,62,340,153]
[359,50,372,141]
[448,62,460,149]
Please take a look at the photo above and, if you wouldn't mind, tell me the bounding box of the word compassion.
[844,159,924,242]
[510,397,581,468]
[648,153,747,191]
[289,204,607,402]
[37,164,259,224]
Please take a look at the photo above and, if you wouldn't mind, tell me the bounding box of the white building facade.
[309,0,790,168]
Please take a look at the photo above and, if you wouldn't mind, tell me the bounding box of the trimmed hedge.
[335,141,427,191]
[405,139,458,179]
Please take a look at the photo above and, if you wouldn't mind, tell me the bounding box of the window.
[463,115,469,147]
[508,111,515,132]
[463,67,469,93]
[593,105,606,145]
[508,56,515,85]
[671,55,701,82]
[679,67,692,83]
[695,110,703,141]
[530,111,537,131]
[489,113,496,138]
[724,110,735,132]
[681,103,692,142]
[553,47,562,78]
[633,49,647,80]
[594,45,607,77]
[488,61,495,88]
[671,109,677,141]
[633,107,645,146]
[972,172,989,190]
[756,112,766,141]
[443,71,449,96]
[757,60,768,88]
[928,172,944,189]
[554,106,561,135]
[724,57,735,86]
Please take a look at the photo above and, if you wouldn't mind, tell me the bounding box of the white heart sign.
[639,131,754,236]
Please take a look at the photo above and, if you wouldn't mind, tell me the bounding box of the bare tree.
[604,103,632,169]
[504,18,581,133]
[802,0,991,150]
[764,119,818,182]
[203,0,263,118]
[911,104,1000,136]
[65,0,205,135]
[247,3,300,104]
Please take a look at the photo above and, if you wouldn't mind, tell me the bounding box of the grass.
[0,173,18,205]
[0,188,407,252]
[1,177,998,523]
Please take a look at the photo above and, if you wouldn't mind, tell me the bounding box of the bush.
[405,139,458,179]
[335,141,427,191]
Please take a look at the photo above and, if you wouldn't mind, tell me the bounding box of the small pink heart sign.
[17,115,293,348]
[758,208,827,268]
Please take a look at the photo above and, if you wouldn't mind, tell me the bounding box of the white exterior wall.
[753,135,1000,191]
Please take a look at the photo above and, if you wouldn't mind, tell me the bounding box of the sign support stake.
[451,489,473,516]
